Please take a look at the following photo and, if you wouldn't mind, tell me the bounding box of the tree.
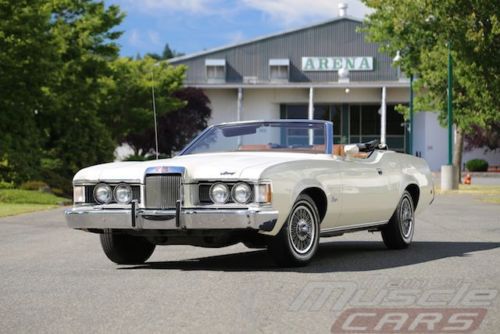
[465,122,500,152]
[99,57,186,144]
[126,87,211,157]
[145,43,184,60]
[0,0,189,194]
[0,0,55,183]
[37,0,125,191]
[362,0,500,181]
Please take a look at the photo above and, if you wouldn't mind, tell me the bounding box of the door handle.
[376,168,383,175]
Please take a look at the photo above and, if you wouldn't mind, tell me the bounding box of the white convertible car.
[66,120,434,267]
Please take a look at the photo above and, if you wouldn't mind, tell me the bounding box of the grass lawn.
[438,184,500,204]
[0,203,60,218]
[0,189,70,218]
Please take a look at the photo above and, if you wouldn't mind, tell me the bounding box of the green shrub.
[466,159,489,172]
[51,188,65,197]
[0,181,15,189]
[20,180,50,192]
[40,169,73,197]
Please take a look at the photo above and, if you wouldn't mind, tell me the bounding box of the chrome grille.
[145,174,182,209]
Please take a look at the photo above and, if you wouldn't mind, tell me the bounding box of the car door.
[337,152,393,226]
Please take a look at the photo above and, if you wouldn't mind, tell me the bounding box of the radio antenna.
[151,66,159,160]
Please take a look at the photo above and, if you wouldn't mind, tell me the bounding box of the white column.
[308,87,314,145]
[380,86,387,146]
[237,87,243,121]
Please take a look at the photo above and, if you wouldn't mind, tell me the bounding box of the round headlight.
[94,183,112,204]
[114,184,132,204]
[210,183,229,204]
[232,182,252,204]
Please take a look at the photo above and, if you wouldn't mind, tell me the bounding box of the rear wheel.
[381,190,415,249]
[100,231,156,264]
[268,194,320,267]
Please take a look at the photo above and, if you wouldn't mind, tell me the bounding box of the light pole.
[447,42,453,165]
[441,41,457,190]
[409,74,414,155]
[151,65,159,160]
[392,51,413,155]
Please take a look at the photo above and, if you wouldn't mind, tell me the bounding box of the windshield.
[182,122,327,155]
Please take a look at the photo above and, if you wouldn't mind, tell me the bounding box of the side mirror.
[344,144,359,156]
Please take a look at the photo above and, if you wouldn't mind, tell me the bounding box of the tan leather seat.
[238,144,271,151]
[333,144,369,158]
[312,144,326,152]
[334,144,345,157]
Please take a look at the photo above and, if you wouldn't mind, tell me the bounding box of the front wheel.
[100,232,156,264]
[381,190,415,249]
[267,194,320,267]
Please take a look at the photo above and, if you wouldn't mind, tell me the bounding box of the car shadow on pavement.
[118,240,500,273]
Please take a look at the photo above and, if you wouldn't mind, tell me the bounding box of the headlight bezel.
[113,183,133,204]
[209,183,230,204]
[231,182,252,204]
[93,183,113,204]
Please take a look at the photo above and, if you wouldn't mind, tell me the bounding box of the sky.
[108,0,371,58]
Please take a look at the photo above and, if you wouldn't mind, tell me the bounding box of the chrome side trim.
[320,220,388,235]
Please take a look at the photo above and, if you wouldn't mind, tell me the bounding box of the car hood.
[73,152,323,183]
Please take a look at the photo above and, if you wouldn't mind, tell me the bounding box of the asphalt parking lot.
[1,193,499,333]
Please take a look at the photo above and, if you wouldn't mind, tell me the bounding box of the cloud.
[127,29,143,47]
[113,0,369,25]
[242,0,370,26]
[147,30,162,46]
[225,31,245,44]
[115,0,225,15]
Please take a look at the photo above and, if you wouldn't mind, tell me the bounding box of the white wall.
[204,89,238,125]
[413,112,448,171]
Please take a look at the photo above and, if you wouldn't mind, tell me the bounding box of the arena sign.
[302,57,374,71]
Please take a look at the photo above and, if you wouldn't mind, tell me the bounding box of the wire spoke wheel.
[268,194,320,267]
[288,205,315,254]
[381,190,415,250]
[399,197,414,239]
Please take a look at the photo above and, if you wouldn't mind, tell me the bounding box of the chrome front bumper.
[65,206,279,231]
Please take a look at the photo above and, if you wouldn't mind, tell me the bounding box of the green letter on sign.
[346,58,355,70]
[304,58,315,70]
[319,58,329,70]
[333,58,342,70]
[359,57,371,70]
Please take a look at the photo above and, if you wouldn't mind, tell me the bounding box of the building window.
[280,104,342,144]
[269,59,289,82]
[349,104,406,152]
[205,59,226,83]
[281,103,406,151]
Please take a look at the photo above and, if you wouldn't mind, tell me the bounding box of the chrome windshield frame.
[178,120,333,156]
